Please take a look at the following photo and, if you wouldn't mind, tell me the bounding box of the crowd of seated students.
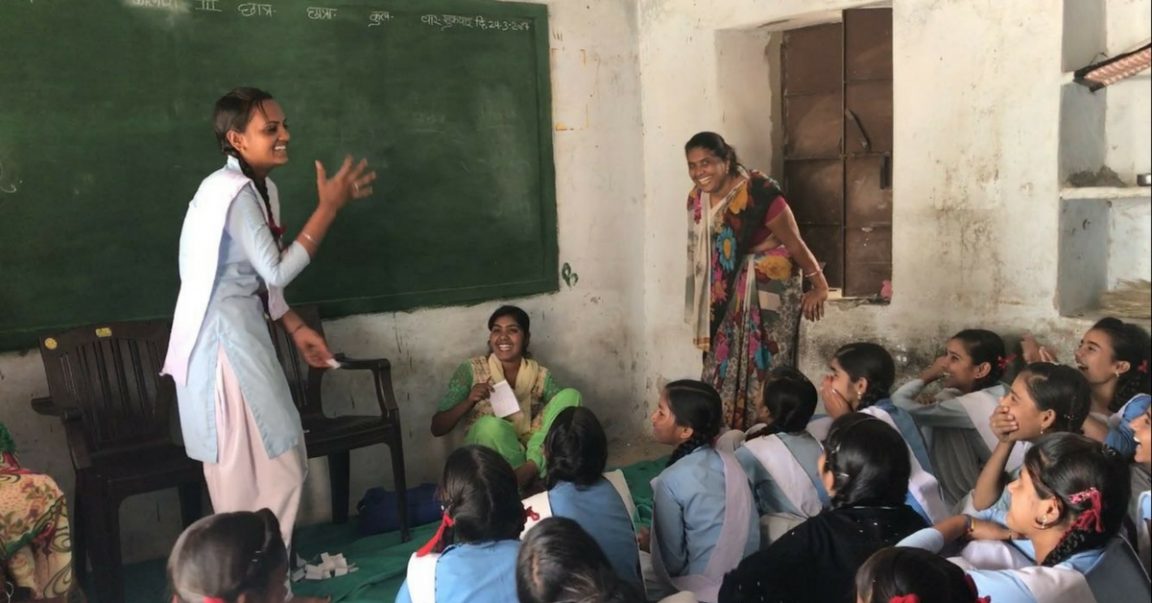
[8,306,1151,602]
[159,311,1152,602]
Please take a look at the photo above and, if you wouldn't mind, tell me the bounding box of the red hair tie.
[204,598,227,603]
[997,354,1016,371]
[524,506,540,521]
[415,512,455,557]
[1139,359,1149,374]
[890,595,919,603]
[1069,487,1104,534]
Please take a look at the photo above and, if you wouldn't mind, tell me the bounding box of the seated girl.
[517,516,648,603]
[397,445,524,603]
[970,363,1091,515]
[1022,317,1150,453]
[719,414,929,603]
[854,546,987,603]
[893,329,1022,506]
[168,508,328,603]
[814,342,948,523]
[429,305,581,486]
[521,406,642,591]
[733,367,826,544]
[900,433,1147,603]
[639,379,758,603]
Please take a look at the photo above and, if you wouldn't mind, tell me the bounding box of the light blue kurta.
[548,478,642,591]
[651,447,759,578]
[394,540,520,603]
[734,431,825,517]
[899,527,1105,603]
[174,157,310,463]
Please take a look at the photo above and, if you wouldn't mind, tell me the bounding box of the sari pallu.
[687,170,802,430]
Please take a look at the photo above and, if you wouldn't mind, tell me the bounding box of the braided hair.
[1018,362,1091,435]
[855,546,984,603]
[168,508,287,603]
[750,366,818,438]
[1089,317,1151,412]
[833,343,896,409]
[951,329,1007,392]
[1021,433,1130,567]
[822,413,910,508]
[663,379,723,468]
[438,445,526,550]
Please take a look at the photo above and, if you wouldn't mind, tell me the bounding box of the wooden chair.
[33,320,204,603]
[265,305,410,541]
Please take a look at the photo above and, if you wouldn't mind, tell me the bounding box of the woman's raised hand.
[315,155,377,211]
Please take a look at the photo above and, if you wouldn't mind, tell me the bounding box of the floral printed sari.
[686,170,803,429]
[1,425,75,600]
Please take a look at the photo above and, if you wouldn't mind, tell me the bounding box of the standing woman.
[684,132,829,430]
[162,87,375,559]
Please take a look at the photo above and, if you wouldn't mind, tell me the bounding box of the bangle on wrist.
[300,231,316,245]
[288,322,306,337]
[804,269,823,279]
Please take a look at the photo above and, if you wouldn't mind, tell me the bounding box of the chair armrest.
[331,354,400,416]
[30,396,82,421]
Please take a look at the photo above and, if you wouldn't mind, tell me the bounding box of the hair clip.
[524,506,540,521]
[1069,487,1104,534]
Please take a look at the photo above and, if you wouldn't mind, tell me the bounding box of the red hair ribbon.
[963,574,991,603]
[524,506,540,521]
[889,595,919,603]
[415,512,455,557]
[1069,487,1104,534]
[997,354,1016,371]
[203,598,227,603]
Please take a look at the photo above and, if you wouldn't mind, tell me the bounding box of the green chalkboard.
[0,0,556,351]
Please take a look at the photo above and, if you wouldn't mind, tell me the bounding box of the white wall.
[637,0,1150,405]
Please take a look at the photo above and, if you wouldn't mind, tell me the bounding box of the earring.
[1034,516,1052,529]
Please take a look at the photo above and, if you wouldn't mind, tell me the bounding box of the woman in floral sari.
[0,423,75,601]
[685,132,829,430]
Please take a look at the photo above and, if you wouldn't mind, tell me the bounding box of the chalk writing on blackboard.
[368,11,392,27]
[306,6,337,20]
[194,0,222,12]
[238,3,273,17]
[420,14,530,32]
[126,0,184,11]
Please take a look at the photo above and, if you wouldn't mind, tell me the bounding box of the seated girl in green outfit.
[430,305,581,487]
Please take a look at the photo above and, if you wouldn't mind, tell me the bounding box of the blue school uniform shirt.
[899,527,1103,603]
[652,447,759,577]
[734,431,826,516]
[1106,394,1151,459]
[174,156,311,463]
[394,540,520,603]
[549,478,642,591]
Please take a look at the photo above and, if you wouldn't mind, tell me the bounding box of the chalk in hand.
[326,358,342,370]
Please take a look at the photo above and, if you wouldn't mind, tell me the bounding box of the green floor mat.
[120,456,667,603]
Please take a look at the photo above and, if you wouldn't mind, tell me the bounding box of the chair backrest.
[38,320,176,459]
[265,305,325,417]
